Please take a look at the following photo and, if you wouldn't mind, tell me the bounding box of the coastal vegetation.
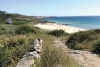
[0,26,80,67]
[0,11,80,67]
[39,44,80,67]
[15,25,42,34]
[0,10,42,25]
[66,29,100,55]
[0,10,100,67]
[48,30,68,37]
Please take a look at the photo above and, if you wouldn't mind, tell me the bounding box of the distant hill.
[0,10,48,24]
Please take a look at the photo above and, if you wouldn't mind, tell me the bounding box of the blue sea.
[43,16,100,30]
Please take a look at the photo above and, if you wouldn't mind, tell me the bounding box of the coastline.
[43,16,100,30]
[34,22,86,34]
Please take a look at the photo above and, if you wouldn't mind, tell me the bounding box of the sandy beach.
[34,23,86,34]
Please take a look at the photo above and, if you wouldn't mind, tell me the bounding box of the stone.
[23,51,41,60]
[30,38,43,53]
[17,59,34,67]
[17,38,43,67]
[17,51,41,67]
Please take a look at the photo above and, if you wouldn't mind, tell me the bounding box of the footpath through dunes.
[53,38,100,67]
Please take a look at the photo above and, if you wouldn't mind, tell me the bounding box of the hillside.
[0,10,49,25]
[0,11,100,67]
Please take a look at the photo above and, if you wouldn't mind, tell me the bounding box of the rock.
[32,38,42,45]
[17,59,34,67]
[17,38,43,67]
[17,51,41,67]
[30,38,42,53]
[23,51,41,60]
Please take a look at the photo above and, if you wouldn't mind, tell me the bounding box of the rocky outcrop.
[17,38,42,67]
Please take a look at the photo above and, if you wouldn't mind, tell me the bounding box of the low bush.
[0,33,54,67]
[49,30,67,37]
[0,26,7,35]
[15,26,41,34]
[66,30,100,50]
[0,34,31,67]
[0,46,29,67]
[4,37,26,48]
[0,26,6,30]
[94,29,100,34]
[93,40,100,54]
[12,22,26,25]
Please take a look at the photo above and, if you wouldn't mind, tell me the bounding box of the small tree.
[49,30,66,37]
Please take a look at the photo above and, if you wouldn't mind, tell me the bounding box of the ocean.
[43,16,100,30]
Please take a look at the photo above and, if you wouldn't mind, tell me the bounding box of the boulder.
[30,38,43,53]
[17,51,41,67]
[17,59,34,67]
[17,38,43,67]
[23,51,41,60]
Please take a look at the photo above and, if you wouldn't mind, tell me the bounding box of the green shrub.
[66,30,99,50]
[5,37,26,48]
[0,46,29,67]
[0,26,7,35]
[12,22,25,25]
[0,35,30,67]
[67,31,88,49]
[15,26,40,34]
[93,40,100,54]
[49,30,67,37]
[0,26,6,30]
[94,29,100,34]
[0,33,54,67]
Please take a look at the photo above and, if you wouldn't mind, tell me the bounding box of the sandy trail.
[53,38,100,67]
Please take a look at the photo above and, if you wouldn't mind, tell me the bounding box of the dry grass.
[0,33,54,67]
[0,25,80,67]
[38,44,80,67]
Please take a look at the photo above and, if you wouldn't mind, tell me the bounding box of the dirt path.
[53,38,100,67]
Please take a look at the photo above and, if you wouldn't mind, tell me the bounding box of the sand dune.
[34,23,86,34]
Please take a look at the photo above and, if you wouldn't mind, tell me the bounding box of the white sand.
[34,23,86,34]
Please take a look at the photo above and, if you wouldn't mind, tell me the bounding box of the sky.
[0,0,100,16]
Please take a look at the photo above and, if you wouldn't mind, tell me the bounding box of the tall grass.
[32,35,80,67]
[39,45,80,67]
[0,32,54,67]
[0,25,80,67]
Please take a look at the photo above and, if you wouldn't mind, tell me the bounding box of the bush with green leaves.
[0,35,30,67]
[12,22,25,25]
[0,26,6,30]
[0,32,54,67]
[15,26,41,34]
[0,46,29,67]
[49,30,67,37]
[94,29,100,34]
[66,30,99,50]
[93,40,100,54]
[0,26,7,35]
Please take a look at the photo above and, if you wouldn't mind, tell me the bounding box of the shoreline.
[34,23,86,34]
